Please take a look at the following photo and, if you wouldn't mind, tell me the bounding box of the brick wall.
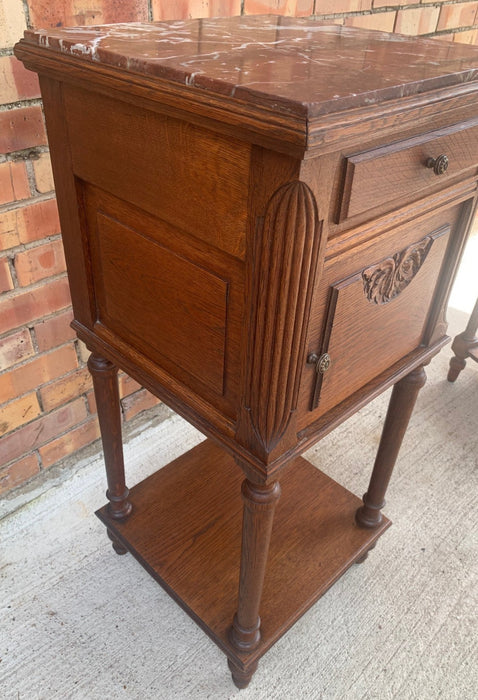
[1,0,478,497]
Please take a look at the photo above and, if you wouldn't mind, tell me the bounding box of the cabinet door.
[306,201,469,416]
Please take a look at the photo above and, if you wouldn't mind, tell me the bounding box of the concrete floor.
[1,235,477,699]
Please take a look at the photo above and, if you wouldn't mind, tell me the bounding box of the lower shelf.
[97,439,390,667]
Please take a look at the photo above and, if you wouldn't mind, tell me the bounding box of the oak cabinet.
[15,16,478,688]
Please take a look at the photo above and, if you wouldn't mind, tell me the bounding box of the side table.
[14,16,478,688]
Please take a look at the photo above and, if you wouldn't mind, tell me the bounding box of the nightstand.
[15,16,478,687]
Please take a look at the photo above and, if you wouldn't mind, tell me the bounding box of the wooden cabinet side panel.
[81,183,244,417]
[40,76,249,425]
[62,84,250,260]
[39,76,95,327]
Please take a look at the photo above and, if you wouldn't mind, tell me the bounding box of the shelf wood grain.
[97,440,390,669]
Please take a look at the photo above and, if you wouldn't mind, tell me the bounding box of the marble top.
[21,14,478,117]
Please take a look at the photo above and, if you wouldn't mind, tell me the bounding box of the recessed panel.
[313,225,451,412]
[91,209,229,396]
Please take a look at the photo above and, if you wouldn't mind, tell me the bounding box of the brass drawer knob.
[426,154,449,176]
[307,352,331,374]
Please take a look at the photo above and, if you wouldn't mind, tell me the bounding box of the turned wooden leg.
[107,528,128,555]
[447,296,478,382]
[355,542,376,565]
[88,353,132,531]
[227,658,258,690]
[228,476,281,688]
[356,364,427,529]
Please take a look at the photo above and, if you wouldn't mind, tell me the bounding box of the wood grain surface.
[97,440,390,667]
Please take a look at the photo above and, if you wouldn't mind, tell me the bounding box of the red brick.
[0,208,19,251]
[395,7,440,35]
[0,454,40,495]
[118,372,142,399]
[76,339,90,364]
[28,0,149,29]
[0,55,41,106]
[0,106,47,154]
[0,161,30,205]
[242,0,311,17]
[121,387,160,421]
[314,0,371,13]
[0,344,78,404]
[86,388,96,415]
[0,198,60,252]
[40,366,92,411]
[345,11,396,32]
[152,0,242,21]
[0,392,41,436]
[0,328,35,370]
[20,197,61,244]
[14,238,66,286]
[373,0,414,7]
[0,397,87,464]
[39,417,100,467]
[0,0,27,49]
[90,378,157,416]
[437,2,478,31]
[454,29,478,44]
[0,256,14,293]
[33,152,55,193]
[0,276,71,334]
[34,308,75,351]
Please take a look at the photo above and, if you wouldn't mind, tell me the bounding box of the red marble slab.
[20,14,478,117]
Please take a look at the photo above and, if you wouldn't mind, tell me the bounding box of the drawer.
[338,119,478,222]
[308,206,463,414]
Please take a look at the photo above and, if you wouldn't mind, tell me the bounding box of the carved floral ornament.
[362,235,434,305]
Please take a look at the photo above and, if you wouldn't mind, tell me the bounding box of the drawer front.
[308,207,462,415]
[338,120,478,222]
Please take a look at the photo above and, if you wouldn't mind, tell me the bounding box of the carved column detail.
[244,181,321,456]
